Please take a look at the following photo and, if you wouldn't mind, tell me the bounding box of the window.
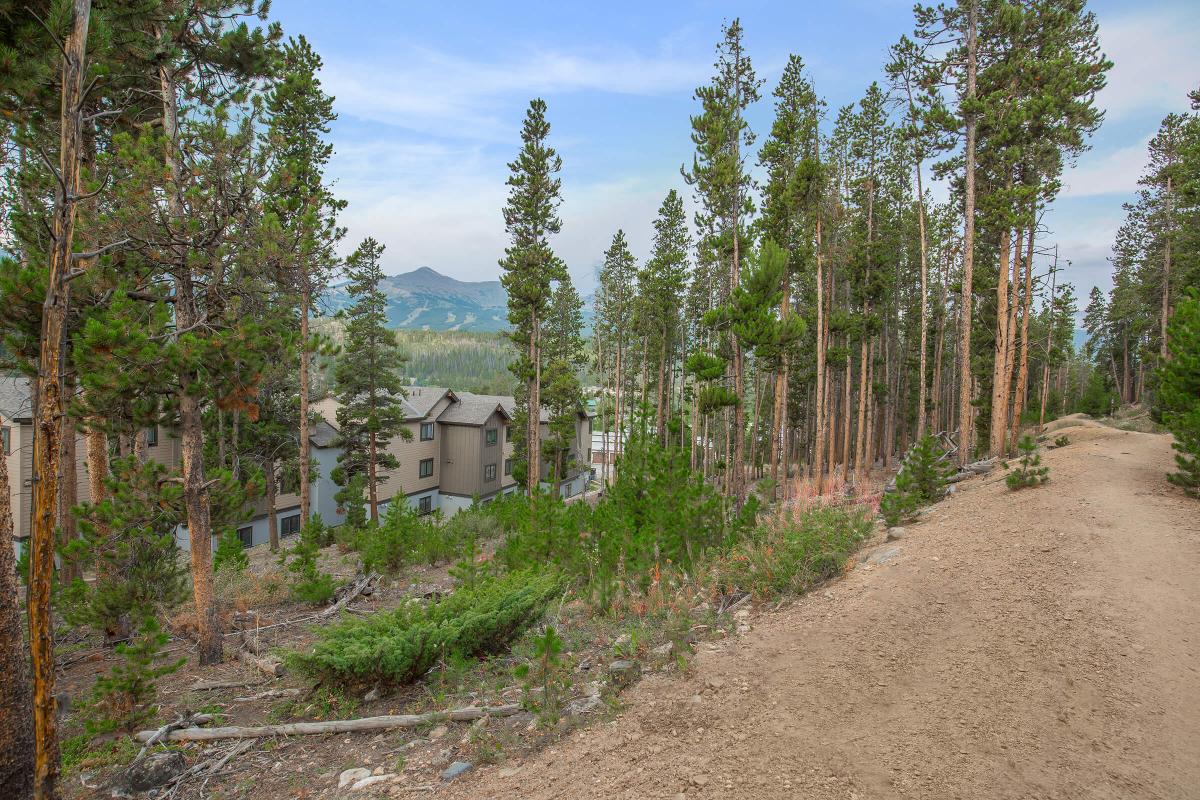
[485,428,498,446]
[420,422,435,441]
[484,463,497,482]
[1,426,8,456]
[504,458,512,476]
[280,515,301,538]
[237,526,253,547]
[418,495,433,515]
[504,424,511,443]
[419,458,434,478]
[145,425,158,447]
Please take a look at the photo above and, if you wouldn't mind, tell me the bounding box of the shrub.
[290,570,562,687]
[711,506,872,600]
[79,615,184,737]
[514,625,568,724]
[1006,435,1049,489]
[880,435,954,525]
[213,528,249,574]
[1053,435,1070,448]
[1156,292,1200,497]
[282,515,335,604]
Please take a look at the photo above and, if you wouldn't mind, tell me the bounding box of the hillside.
[323,267,509,332]
[323,266,594,333]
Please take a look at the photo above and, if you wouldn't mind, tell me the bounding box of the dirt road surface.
[439,422,1200,799]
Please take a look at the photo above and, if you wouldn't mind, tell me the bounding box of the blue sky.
[274,0,1200,302]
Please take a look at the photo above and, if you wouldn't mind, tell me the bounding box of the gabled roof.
[436,392,514,426]
[0,374,32,422]
[403,386,455,420]
[310,419,339,448]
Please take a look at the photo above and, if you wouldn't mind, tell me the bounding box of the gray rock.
[886,526,906,541]
[114,752,187,793]
[441,761,474,781]
[866,545,902,565]
[651,641,674,658]
[945,484,958,496]
[967,460,996,475]
[362,686,381,702]
[338,767,372,789]
[608,659,641,687]
[350,774,395,791]
[613,633,632,649]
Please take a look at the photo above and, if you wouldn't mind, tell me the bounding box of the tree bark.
[989,226,1015,456]
[1009,219,1036,450]
[1038,250,1058,435]
[854,333,869,478]
[957,0,978,467]
[1161,175,1172,361]
[770,258,791,490]
[266,458,278,551]
[58,381,79,584]
[367,432,378,523]
[298,291,311,526]
[160,52,221,667]
[0,431,34,799]
[813,216,826,487]
[31,4,92,794]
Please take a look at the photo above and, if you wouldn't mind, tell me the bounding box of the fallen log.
[318,572,378,620]
[237,644,284,678]
[232,688,301,702]
[190,680,266,692]
[134,703,521,742]
[945,471,973,484]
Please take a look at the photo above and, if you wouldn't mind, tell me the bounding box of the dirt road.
[441,422,1200,799]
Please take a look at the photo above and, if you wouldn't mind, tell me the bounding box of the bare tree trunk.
[656,335,667,444]
[367,432,378,522]
[957,0,978,467]
[160,51,221,668]
[813,217,826,486]
[1010,220,1036,450]
[31,5,92,793]
[1038,249,1058,435]
[1000,228,1021,452]
[298,292,311,526]
[854,334,869,478]
[527,311,540,495]
[989,227,1015,456]
[59,378,79,584]
[613,339,622,473]
[1161,175,1172,361]
[841,353,852,472]
[914,144,930,440]
[770,260,792,489]
[0,430,34,798]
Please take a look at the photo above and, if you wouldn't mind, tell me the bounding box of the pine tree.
[1157,292,1200,497]
[683,18,762,504]
[542,276,585,492]
[500,98,567,492]
[595,231,638,459]
[333,237,410,523]
[264,34,345,529]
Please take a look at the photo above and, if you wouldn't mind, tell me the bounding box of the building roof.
[310,419,339,448]
[436,391,513,426]
[0,374,32,422]
[403,386,455,419]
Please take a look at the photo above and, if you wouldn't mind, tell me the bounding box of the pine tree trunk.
[161,52,222,668]
[855,334,869,478]
[0,432,34,798]
[31,5,92,793]
[1161,175,1172,361]
[1037,255,1058,436]
[1009,221,1036,450]
[813,217,826,487]
[299,292,311,526]
[842,352,852,473]
[656,335,667,444]
[368,432,378,522]
[989,226,1014,456]
[1000,229,1021,452]
[527,311,541,494]
[266,459,279,551]
[957,0,978,467]
[771,263,792,489]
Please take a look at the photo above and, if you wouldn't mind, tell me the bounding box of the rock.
[350,774,395,791]
[692,774,710,787]
[651,641,674,658]
[338,767,372,789]
[608,659,641,687]
[945,484,957,496]
[736,623,751,635]
[704,677,726,691]
[372,766,386,775]
[566,693,603,715]
[441,761,474,781]
[866,545,902,565]
[733,608,750,620]
[113,752,186,793]
[363,686,382,702]
[967,459,996,475]
[428,724,449,741]
[886,526,906,541]
[498,766,523,779]
[613,633,632,649]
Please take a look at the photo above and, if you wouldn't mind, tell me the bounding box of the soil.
[437,420,1200,799]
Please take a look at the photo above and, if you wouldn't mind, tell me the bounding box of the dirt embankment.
[440,423,1200,799]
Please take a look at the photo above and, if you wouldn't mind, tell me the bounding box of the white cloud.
[323,44,708,140]
[1060,137,1151,198]
[1095,8,1200,122]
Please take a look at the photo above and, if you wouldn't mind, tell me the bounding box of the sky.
[274,0,1200,303]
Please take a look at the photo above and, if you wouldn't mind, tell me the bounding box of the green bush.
[290,570,563,687]
[880,435,955,525]
[1006,435,1049,490]
[213,528,249,574]
[282,515,336,604]
[79,615,184,737]
[711,506,872,600]
[1156,292,1200,497]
